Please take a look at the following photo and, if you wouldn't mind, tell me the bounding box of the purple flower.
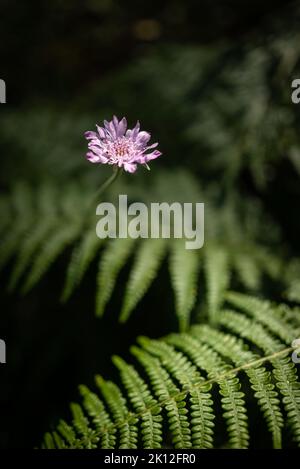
[84,116,162,173]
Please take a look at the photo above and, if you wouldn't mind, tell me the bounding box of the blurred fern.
[1,170,296,331]
[2,32,300,189]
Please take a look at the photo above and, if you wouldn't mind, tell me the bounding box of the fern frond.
[254,248,281,280]
[70,403,99,448]
[0,182,34,269]
[51,431,66,449]
[43,296,300,449]
[9,184,59,290]
[204,244,230,325]
[131,345,192,448]
[120,238,166,323]
[275,304,300,327]
[95,376,138,449]
[232,252,261,290]
[22,221,82,293]
[137,337,214,448]
[42,433,56,449]
[233,247,281,293]
[1,176,298,326]
[56,420,81,448]
[112,356,163,449]
[192,325,284,448]
[79,385,116,448]
[218,309,300,444]
[96,238,135,317]
[286,281,300,303]
[225,291,299,343]
[0,196,13,239]
[169,240,201,332]
[62,228,102,302]
[166,334,249,448]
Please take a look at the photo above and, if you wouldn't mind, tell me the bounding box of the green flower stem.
[91,167,122,206]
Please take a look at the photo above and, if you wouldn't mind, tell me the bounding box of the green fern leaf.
[225,291,298,343]
[96,238,135,317]
[219,309,300,445]
[169,240,201,332]
[70,403,99,449]
[9,184,59,290]
[167,333,250,448]
[56,420,79,447]
[96,375,138,449]
[22,222,82,293]
[204,244,230,325]
[120,238,166,323]
[62,228,102,301]
[131,345,192,448]
[42,296,300,449]
[193,325,284,448]
[0,182,34,269]
[79,385,116,448]
[112,355,163,449]
[232,252,261,290]
[137,337,214,448]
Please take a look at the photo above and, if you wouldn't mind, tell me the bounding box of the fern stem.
[91,167,122,206]
[83,345,296,442]
[91,166,122,207]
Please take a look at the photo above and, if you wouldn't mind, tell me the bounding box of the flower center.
[114,141,129,157]
[105,137,136,163]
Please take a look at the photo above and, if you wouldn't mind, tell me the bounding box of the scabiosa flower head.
[84,116,162,173]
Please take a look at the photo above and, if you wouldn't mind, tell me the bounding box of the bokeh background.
[1,0,300,449]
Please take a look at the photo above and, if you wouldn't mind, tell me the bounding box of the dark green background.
[0,0,299,449]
